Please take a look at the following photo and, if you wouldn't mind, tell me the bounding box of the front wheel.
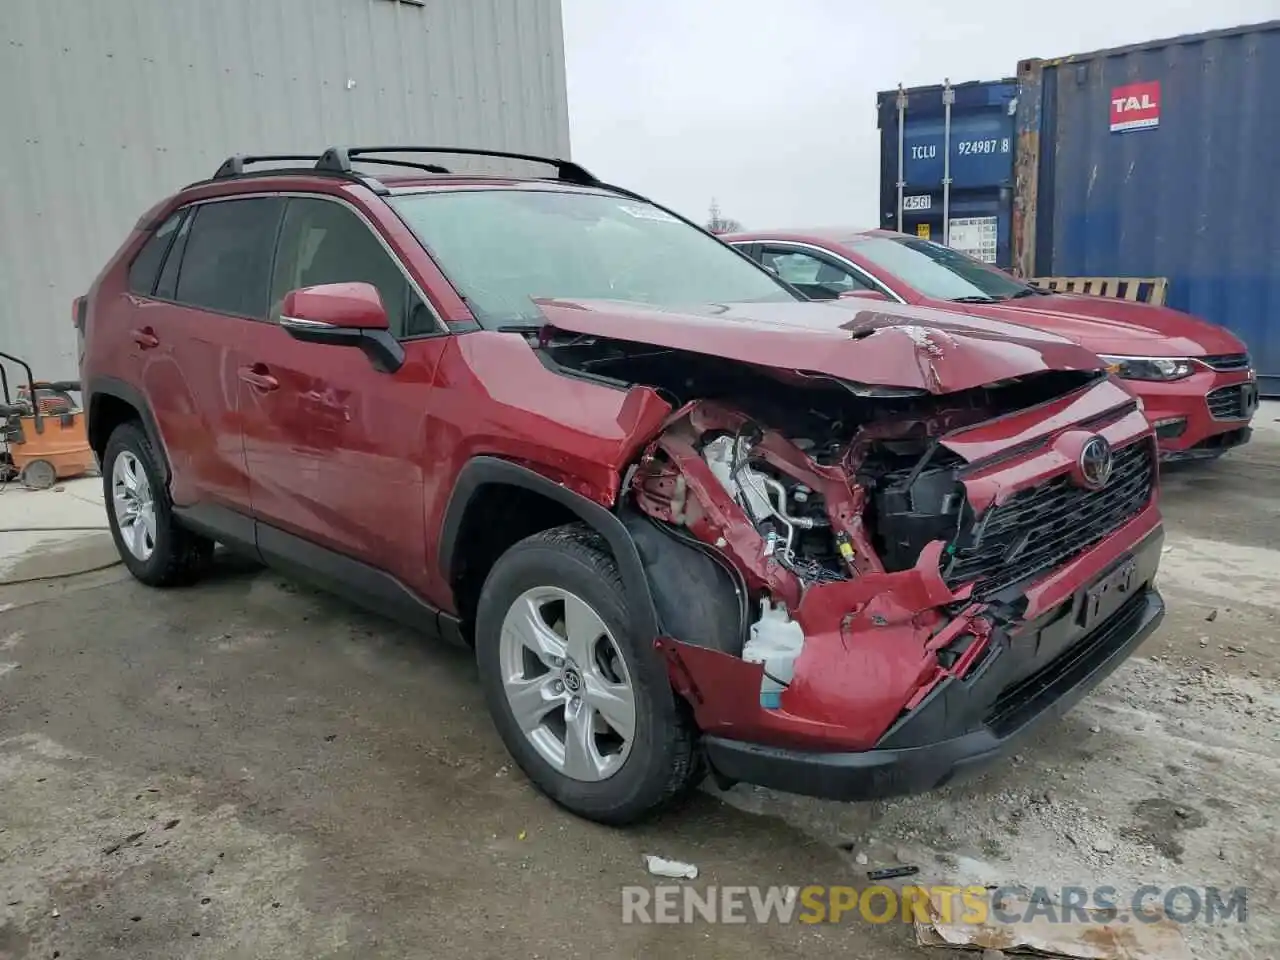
[475,523,702,825]
[102,421,213,586]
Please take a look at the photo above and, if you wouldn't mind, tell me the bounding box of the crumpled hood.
[534,298,1105,394]
[962,293,1247,357]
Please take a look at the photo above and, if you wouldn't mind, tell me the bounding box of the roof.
[723,227,891,246]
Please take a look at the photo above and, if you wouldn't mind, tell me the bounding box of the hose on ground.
[0,526,109,533]
[1,559,122,586]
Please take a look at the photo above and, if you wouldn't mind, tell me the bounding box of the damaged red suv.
[79,148,1165,824]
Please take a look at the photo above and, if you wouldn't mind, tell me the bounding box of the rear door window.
[154,210,194,301]
[173,197,285,318]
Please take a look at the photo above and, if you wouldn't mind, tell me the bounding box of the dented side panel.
[418,333,672,608]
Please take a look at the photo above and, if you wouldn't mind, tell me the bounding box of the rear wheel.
[102,421,213,586]
[475,523,701,825]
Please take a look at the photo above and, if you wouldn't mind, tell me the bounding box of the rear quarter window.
[127,211,184,296]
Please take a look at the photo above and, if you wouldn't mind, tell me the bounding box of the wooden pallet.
[1028,276,1168,305]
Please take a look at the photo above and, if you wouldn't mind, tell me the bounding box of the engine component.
[702,434,773,523]
[834,530,857,572]
[871,461,966,572]
[702,432,828,569]
[742,598,805,708]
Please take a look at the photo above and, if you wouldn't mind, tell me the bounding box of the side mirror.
[838,289,889,302]
[280,282,404,373]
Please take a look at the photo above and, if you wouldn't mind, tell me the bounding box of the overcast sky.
[561,0,1277,229]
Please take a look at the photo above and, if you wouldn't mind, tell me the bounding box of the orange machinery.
[0,350,95,490]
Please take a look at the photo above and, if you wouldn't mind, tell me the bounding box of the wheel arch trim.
[86,376,173,486]
[437,456,660,640]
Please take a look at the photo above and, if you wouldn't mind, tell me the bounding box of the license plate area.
[1078,557,1137,629]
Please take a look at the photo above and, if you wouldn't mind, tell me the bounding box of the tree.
[705,198,743,235]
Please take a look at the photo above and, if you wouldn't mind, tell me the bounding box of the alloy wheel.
[111,450,156,561]
[497,585,637,781]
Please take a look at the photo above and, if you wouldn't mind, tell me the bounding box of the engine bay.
[541,330,1111,712]
[545,332,1097,588]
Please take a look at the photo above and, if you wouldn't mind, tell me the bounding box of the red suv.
[725,229,1259,461]
[79,147,1165,824]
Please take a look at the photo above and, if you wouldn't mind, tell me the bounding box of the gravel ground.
[1,413,1277,959]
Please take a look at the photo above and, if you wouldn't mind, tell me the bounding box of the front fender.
[436,456,661,640]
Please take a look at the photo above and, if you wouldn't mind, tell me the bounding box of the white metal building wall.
[0,0,571,382]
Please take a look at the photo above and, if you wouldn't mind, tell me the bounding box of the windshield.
[388,189,798,327]
[847,235,1034,302]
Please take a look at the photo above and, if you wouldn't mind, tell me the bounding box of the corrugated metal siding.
[0,0,570,383]
[1034,22,1280,391]
[878,81,1019,193]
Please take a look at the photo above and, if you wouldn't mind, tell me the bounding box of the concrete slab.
[0,476,117,584]
[1252,398,1280,439]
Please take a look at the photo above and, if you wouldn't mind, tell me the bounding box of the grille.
[1200,354,1250,372]
[1206,384,1250,421]
[945,440,1155,598]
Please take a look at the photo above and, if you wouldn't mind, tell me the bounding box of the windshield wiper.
[1007,288,1046,299]
[947,295,1001,303]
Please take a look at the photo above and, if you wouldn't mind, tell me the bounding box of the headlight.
[1099,355,1194,381]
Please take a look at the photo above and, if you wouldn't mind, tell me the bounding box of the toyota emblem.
[1078,436,1114,490]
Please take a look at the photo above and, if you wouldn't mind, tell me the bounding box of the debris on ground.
[101,830,145,855]
[914,889,1192,959]
[866,865,918,881]
[643,855,698,879]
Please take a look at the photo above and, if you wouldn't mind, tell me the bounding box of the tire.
[19,459,57,490]
[475,522,702,825]
[102,420,213,586]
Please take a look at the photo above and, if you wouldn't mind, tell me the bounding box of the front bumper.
[1132,368,1258,459]
[703,527,1165,802]
[1160,426,1252,462]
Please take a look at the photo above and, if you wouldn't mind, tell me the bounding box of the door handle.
[237,365,279,392]
[131,327,159,349]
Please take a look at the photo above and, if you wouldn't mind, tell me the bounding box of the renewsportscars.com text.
[621,884,1248,926]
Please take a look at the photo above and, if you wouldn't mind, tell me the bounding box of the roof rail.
[315,146,601,186]
[202,154,390,195]
[336,157,453,175]
[212,154,324,179]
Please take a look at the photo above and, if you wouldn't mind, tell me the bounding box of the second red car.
[726,229,1259,461]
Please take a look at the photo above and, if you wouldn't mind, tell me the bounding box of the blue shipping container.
[1014,21,1280,394]
[877,80,1018,266]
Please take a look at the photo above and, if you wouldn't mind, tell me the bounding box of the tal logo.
[1110,81,1161,132]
